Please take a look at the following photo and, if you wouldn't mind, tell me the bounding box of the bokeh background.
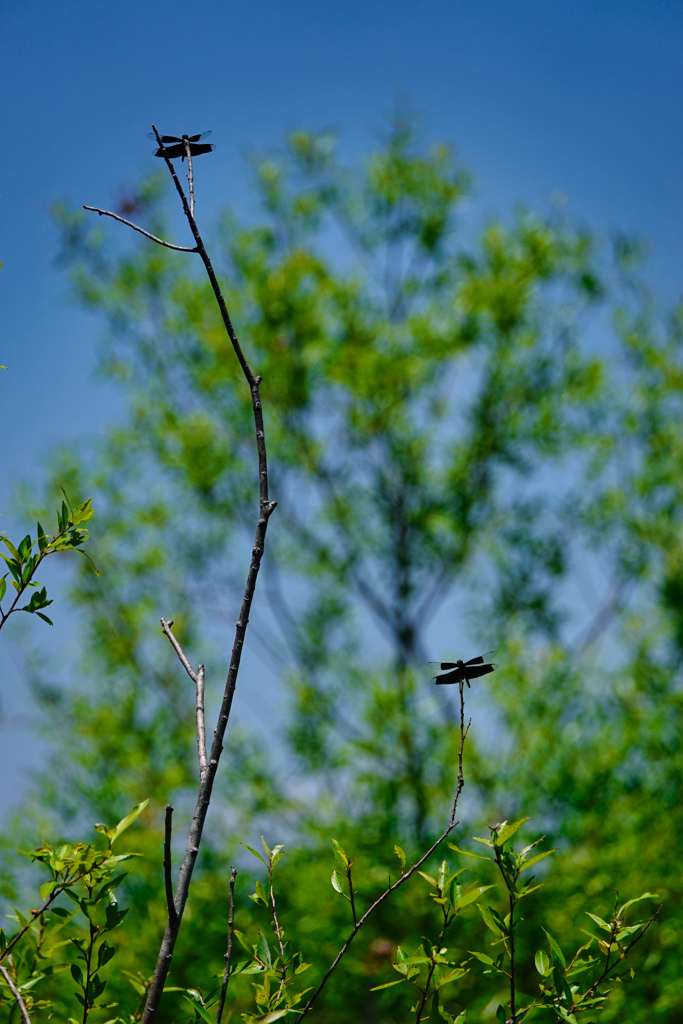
[1,2,682,1022]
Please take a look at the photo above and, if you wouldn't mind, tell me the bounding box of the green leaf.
[261,835,272,860]
[418,871,437,887]
[331,869,344,894]
[492,818,529,846]
[542,928,566,968]
[535,949,550,976]
[478,904,504,936]
[332,838,349,868]
[496,1005,507,1024]
[448,843,492,862]
[585,912,611,933]
[257,930,273,969]
[370,978,405,991]
[455,884,495,911]
[394,844,407,871]
[242,843,267,867]
[617,892,659,918]
[520,849,555,872]
[182,995,217,1024]
[468,950,495,966]
[110,799,149,844]
[0,575,6,602]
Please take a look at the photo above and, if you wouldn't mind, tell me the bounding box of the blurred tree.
[5,111,682,1021]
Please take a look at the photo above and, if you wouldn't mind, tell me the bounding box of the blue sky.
[1,0,682,812]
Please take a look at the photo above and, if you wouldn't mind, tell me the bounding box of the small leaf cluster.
[533,892,660,1023]
[0,494,97,629]
[228,838,311,1024]
[372,855,494,1022]
[0,800,148,1023]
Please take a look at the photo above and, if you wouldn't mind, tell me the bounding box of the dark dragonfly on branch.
[149,132,215,161]
[429,654,495,687]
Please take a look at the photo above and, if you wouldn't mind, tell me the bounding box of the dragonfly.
[148,132,215,161]
[429,654,495,688]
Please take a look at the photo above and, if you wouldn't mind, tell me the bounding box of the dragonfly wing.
[434,668,463,685]
[465,655,484,666]
[188,131,213,142]
[155,143,185,159]
[464,663,495,680]
[188,143,215,156]
[428,661,458,670]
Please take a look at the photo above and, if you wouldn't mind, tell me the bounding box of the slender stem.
[216,866,237,1024]
[414,961,436,1023]
[346,864,357,927]
[0,965,33,1024]
[159,618,207,775]
[196,665,208,775]
[82,207,197,251]
[164,806,177,924]
[183,139,195,218]
[269,867,287,1000]
[160,618,198,682]
[508,891,516,1023]
[140,127,277,1024]
[572,906,661,1011]
[293,683,469,1023]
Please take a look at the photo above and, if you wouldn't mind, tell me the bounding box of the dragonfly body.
[150,132,215,161]
[429,654,495,687]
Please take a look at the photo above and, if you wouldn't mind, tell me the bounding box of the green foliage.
[4,111,682,1021]
[0,494,96,629]
[0,801,147,1022]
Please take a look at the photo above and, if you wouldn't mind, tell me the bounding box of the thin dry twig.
[195,665,208,775]
[216,866,237,1024]
[82,206,197,252]
[163,806,177,925]
[292,680,470,1022]
[183,138,195,218]
[160,618,198,683]
[160,618,207,775]
[0,964,33,1024]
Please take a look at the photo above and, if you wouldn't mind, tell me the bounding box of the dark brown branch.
[140,127,277,1024]
[163,806,177,925]
[216,866,237,1024]
[0,965,33,1024]
[82,206,197,252]
[293,682,469,1022]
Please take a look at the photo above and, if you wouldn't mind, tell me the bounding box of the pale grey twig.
[159,618,207,776]
[82,206,197,252]
[0,965,33,1024]
[160,617,198,683]
[196,665,208,775]
[183,138,195,218]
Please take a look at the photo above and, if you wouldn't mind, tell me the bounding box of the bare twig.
[82,207,197,252]
[0,965,33,1024]
[216,866,237,1024]
[128,127,277,1024]
[292,681,469,1022]
[163,806,177,924]
[160,618,207,775]
[160,617,198,683]
[196,665,208,775]
[183,138,195,218]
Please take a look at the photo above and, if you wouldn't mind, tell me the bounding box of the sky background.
[1,0,682,814]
